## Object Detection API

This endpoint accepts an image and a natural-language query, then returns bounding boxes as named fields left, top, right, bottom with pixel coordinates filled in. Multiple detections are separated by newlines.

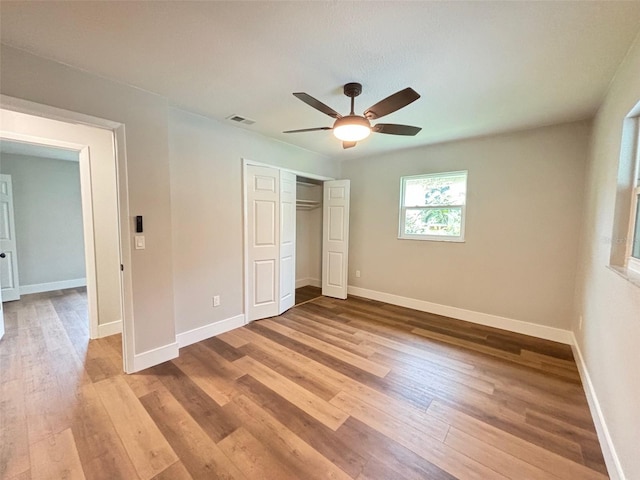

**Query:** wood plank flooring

left=295, top=285, right=322, bottom=306
left=0, top=288, right=609, bottom=479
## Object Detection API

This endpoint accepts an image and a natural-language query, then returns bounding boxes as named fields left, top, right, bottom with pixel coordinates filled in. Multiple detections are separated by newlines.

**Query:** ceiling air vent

left=226, top=114, right=256, bottom=125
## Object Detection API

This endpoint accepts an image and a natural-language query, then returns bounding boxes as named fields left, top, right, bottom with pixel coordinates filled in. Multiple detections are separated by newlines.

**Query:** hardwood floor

left=0, top=288, right=608, bottom=479
left=295, top=285, right=322, bottom=305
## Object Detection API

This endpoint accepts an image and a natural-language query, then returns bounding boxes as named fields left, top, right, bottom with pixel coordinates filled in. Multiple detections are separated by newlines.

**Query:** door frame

left=0, top=130, right=101, bottom=332
left=242, top=158, right=333, bottom=322
left=0, top=95, right=135, bottom=373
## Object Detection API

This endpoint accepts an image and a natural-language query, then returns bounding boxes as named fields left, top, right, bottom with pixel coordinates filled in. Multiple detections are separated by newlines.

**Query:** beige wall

left=574, top=33, right=640, bottom=479
left=342, top=121, right=590, bottom=329
left=168, top=108, right=338, bottom=335
left=0, top=44, right=175, bottom=353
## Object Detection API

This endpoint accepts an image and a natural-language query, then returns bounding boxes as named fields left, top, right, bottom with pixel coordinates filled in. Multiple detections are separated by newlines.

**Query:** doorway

left=0, top=141, right=86, bottom=302
left=295, top=176, right=323, bottom=306
left=0, top=100, right=133, bottom=371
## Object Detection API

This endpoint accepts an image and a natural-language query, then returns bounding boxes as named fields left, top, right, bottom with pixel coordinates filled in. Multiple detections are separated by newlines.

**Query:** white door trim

left=0, top=131, right=100, bottom=337
left=242, top=158, right=334, bottom=182
left=0, top=95, right=135, bottom=374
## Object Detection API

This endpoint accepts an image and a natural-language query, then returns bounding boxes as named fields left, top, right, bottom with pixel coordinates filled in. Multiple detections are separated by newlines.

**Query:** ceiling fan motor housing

left=333, top=115, right=371, bottom=129
left=344, top=82, right=362, bottom=98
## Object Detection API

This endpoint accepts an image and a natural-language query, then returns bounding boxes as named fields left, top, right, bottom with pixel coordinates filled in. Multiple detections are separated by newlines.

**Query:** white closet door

left=0, top=174, right=20, bottom=302
left=0, top=272, right=4, bottom=340
left=279, top=170, right=296, bottom=314
left=322, top=180, right=350, bottom=299
left=246, top=165, right=280, bottom=321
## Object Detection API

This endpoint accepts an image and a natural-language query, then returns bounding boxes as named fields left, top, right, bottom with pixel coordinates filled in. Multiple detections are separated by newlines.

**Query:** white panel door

left=322, top=180, right=350, bottom=299
left=279, top=170, right=296, bottom=314
left=0, top=174, right=20, bottom=302
left=0, top=269, right=3, bottom=339
left=246, top=165, right=280, bottom=321
left=0, top=286, right=3, bottom=340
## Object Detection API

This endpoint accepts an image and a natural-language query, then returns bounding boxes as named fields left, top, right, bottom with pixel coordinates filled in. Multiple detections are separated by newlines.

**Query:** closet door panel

left=279, top=171, right=296, bottom=313
left=246, top=165, right=280, bottom=321
left=322, top=180, right=350, bottom=299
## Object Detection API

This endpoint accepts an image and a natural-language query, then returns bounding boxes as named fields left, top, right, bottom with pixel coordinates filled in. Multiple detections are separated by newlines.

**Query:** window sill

left=397, top=236, right=465, bottom=243
left=607, top=265, right=640, bottom=289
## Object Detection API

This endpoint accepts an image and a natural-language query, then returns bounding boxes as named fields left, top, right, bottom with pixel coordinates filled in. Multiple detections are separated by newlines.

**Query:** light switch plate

left=135, top=235, right=145, bottom=250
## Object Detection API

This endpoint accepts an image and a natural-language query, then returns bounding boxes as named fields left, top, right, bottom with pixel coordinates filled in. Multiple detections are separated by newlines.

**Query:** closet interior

left=295, top=176, right=323, bottom=305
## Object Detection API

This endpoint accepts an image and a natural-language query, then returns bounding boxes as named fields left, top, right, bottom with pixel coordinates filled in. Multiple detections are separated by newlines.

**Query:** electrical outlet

left=579, top=315, right=583, bottom=330
left=213, top=295, right=220, bottom=307
left=355, top=270, right=361, bottom=278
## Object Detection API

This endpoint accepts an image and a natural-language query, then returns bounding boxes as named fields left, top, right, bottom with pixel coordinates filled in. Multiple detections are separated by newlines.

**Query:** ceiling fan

left=284, top=82, right=422, bottom=149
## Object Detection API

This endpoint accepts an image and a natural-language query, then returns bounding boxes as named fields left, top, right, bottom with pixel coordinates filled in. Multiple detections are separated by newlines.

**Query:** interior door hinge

left=120, top=264, right=124, bottom=271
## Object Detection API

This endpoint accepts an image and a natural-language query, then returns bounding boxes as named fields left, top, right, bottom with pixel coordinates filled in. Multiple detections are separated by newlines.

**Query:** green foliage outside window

left=401, top=172, right=466, bottom=239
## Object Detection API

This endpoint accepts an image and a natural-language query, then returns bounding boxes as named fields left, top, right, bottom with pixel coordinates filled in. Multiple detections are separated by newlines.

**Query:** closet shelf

left=296, top=180, right=320, bottom=187
left=296, top=199, right=321, bottom=210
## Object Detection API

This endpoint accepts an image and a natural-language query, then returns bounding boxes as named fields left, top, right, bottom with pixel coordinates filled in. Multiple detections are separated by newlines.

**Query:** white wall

left=342, top=121, right=590, bottom=330
left=168, top=108, right=339, bottom=336
left=573, top=32, right=640, bottom=480
left=0, top=44, right=175, bottom=354
left=1, top=153, right=85, bottom=287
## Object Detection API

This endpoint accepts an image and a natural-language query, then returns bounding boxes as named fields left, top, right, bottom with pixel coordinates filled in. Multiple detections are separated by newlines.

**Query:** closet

left=244, top=161, right=350, bottom=322
left=295, top=177, right=323, bottom=294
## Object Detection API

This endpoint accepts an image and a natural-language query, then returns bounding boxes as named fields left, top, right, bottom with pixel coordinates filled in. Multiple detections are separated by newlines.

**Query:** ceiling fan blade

left=342, top=141, right=357, bottom=149
left=293, top=93, right=342, bottom=119
left=283, top=127, right=332, bottom=133
left=372, top=123, right=422, bottom=136
left=364, top=88, right=420, bottom=120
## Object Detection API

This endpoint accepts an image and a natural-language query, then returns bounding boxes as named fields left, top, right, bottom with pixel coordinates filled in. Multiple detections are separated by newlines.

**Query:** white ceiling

left=1, top=1, right=639, bottom=160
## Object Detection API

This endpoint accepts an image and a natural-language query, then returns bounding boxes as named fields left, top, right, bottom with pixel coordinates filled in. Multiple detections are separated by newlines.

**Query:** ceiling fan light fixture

left=285, top=84, right=421, bottom=147
left=333, top=115, right=371, bottom=142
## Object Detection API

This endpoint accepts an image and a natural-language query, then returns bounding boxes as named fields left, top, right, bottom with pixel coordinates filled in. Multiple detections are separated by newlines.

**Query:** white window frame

left=398, top=171, right=467, bottom=242
left=627, top=121, right=640, bottom=275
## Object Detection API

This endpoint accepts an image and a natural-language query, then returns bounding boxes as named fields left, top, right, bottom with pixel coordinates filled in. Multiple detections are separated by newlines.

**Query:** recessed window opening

left=399, top=171, right=468, bottom=242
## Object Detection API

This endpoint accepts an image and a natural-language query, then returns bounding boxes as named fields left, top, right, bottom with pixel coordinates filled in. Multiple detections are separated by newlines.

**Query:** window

left=611, top=102, right=640, bottom=279
left=399, top=171, right=467, bottom=242
left=628, top=125, right=640, bottom=274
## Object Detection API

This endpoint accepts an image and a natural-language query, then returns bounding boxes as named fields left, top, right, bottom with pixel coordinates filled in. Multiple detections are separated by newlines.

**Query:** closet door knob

left=0, top=253, right=5, bottom=258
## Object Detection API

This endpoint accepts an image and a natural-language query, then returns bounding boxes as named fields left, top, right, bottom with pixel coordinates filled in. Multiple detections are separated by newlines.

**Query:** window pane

left=404, top=207, right=462, bottom=236
left=403, top=173, right=466, bottom=207
left=633, top=195, right=640, bottom=259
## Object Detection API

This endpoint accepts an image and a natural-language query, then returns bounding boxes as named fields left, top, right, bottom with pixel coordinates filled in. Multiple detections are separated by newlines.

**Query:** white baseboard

left=97, top=320, right=122, bottom=338
left=177, top=314, right=246, bottom=349
left=347, top=286, right=573, bottom=345
left=571, top=334, right=625, bottom=480
left=296, top=277, right=321, bottom=289
left=131, top=341, right=179, bottom=373
left=20, top=278, right=87, bottom=295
